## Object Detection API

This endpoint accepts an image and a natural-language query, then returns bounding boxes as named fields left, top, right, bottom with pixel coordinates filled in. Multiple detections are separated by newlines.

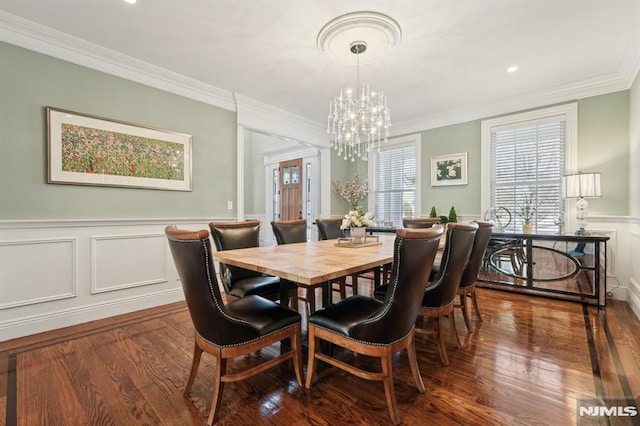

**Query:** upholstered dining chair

left=417, top=222, right=477, bottom=366
left=316, top=217, right=383, bottom=298
left=270, top=219, right=323, bottom=313
left=315, top=217, right=355, bottom=300
left=375, top=222, right=477, bottom=366
left=403, top=217, right=440, bottom=228
left=209, top=220, right=297, bottom=307
left=456, top=221, right=494, bottom=332
left=305, top=226, right=444, bottom=425
left=165, top=226, right=303, bottom=425
left=270, top=218, right=308, bottom=245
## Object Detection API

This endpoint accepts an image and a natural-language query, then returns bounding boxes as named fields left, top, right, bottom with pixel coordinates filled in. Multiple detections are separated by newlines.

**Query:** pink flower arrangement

left=333, top=175, right=368, bottom=206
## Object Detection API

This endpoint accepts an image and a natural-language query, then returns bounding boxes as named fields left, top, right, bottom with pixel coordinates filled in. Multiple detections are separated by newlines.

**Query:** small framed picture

left=47, top=107, right=192, bottom=191
left=431, top=152, right=468, bottom=186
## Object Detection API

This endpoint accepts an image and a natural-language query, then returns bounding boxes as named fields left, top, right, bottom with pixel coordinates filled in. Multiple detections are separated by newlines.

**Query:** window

left=481, top=104, right=577, bottom=233
left=369, top=134, right=421, bottom=227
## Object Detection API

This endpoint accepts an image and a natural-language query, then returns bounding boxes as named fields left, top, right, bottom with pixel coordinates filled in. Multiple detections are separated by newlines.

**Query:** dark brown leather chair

left=209, top=220, right=297, bottom=307
left=270, top=218, right=307, bottom=245
left=306, top=226, right=444, bottom=425
left=316, top=217, right=382, bottom=298
left=270, top=219, right=322, bottom=313
left=165, top=226, right=303, bottom=425
left=316, top=217, right=345, bottom=240
left=403, top=217, right=440, bottom=228
left=315, top=217, right=355, bottom=300
left=456, top=221, right=494, bottom=332
left=417, top=222, right=477, bottom=366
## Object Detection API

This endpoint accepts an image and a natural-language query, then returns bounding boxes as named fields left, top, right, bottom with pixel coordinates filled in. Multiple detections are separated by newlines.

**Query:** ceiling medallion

left=319, top=12, right=400, bottom=161
left=317, top=11, right=402, bottom=65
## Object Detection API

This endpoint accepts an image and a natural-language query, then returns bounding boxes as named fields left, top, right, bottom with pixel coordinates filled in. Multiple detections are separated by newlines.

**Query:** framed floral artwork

left=47, top=107, right=192, bottom=191
left=431, top=152, right=468, bottom=186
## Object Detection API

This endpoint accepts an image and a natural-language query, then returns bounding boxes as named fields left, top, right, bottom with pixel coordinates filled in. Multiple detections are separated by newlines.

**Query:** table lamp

left=563, top=171, right=601, bottom=235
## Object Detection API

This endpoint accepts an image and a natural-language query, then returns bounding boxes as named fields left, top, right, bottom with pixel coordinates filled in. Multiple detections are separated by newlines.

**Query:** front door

left=279, top=158, right=303, bottom=220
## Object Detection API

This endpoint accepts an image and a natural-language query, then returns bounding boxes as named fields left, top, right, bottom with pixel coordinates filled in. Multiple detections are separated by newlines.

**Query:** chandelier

left=327, top=41, right=391, bottom=162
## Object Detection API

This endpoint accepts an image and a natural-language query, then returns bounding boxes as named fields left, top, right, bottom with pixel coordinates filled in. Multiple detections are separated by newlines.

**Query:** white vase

left=351, top=227, right=366, bottom=244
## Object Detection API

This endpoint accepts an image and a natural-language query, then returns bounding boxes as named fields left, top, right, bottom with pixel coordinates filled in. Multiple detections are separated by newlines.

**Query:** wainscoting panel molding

left=91, top=233, right=167, bottom=294
left=0, top=219, right=218, bottom=341
left=0, top=238, right=77, bottom=310
left=629, top=230, right=640, bottom=320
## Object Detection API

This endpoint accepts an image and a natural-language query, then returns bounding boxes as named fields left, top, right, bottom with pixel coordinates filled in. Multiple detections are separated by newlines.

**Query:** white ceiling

left=1, top=0, right=639, bottom=131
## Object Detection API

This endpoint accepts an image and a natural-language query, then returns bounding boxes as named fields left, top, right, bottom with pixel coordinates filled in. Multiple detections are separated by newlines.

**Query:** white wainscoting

left=0, top=237, right=77, bottom=309
left=91, top=233, right=167, bottom=294
left=0, top=218, right=228, bottom=341
left=628, top=224, right=640, bottom=320
left=587, top=217, right=640, bottom=321
left=1, top=216, right=637, bottom=340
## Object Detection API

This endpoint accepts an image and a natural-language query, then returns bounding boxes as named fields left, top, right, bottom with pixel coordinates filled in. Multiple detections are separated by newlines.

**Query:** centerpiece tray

left=334, top=236, right=382, bottom=248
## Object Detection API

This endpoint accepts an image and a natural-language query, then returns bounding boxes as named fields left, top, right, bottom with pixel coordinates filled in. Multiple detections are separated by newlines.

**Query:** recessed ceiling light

left=507, top=65, right=519, bottom=73
left=123, top=0, right=136, bottom=4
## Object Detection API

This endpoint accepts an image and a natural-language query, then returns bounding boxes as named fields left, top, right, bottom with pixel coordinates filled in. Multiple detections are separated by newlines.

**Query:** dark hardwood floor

left=1, top=285, right=639, bottom=425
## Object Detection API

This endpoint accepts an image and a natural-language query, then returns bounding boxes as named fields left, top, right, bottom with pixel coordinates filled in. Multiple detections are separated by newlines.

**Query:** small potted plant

left=517, top=194, right=538, bottom=233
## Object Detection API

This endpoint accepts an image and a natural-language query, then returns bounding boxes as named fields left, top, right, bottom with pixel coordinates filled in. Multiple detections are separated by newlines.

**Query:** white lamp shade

left=564, top=172, right=601, bottom=198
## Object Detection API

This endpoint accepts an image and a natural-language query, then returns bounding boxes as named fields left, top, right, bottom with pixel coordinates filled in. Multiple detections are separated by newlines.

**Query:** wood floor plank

left=2, top=288, right=639, bottom=425
left=18, top=346, right=88, bottom=425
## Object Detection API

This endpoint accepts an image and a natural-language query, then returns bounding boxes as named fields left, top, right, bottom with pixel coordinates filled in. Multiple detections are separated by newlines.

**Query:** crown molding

left=392, top=70, right=634, bottom=136
left=0, top=11, right=237, bottom=111
left=2, top=10, right=638, bottom=141
left=0, top=11, right=333, bottom=143
left=235, top=93, right=328, bottom=147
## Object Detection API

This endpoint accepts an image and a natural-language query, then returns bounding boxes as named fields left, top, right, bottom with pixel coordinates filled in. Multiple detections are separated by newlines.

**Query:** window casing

left=369, top=134, right=421, bottom=227
left=481, top=104, right=577, bottom=233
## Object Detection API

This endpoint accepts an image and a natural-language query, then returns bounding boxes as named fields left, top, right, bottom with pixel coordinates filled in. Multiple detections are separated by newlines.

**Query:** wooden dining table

left=213, top=234, right=396, bottom=307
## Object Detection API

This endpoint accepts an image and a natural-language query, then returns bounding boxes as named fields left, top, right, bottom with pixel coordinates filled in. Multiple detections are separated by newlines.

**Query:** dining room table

left=213, top=234, right=396, bottom=307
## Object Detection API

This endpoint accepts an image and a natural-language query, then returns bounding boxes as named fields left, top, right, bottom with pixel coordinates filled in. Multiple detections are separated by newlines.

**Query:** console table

left=477, top=232, right=609, bottom=307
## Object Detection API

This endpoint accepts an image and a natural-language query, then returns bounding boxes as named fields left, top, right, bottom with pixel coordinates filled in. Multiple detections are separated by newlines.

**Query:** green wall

left=0, top=42, right=236, bottom=220
left=628, top=73, right=639, bottom=217
left=1, top=42, right=630, bottom=221
left=577, top=91, right=629, bottom=216
left=420, top=120, right=482, bottom=218
left=415, top=92, right=630, bottom=218
left=330, top=152, right=352, bottom=215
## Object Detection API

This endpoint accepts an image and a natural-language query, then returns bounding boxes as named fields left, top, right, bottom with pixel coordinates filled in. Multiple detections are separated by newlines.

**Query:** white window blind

left=490, top=119, right=566, bottom=233
left=373, top=145, right=416, bottom=226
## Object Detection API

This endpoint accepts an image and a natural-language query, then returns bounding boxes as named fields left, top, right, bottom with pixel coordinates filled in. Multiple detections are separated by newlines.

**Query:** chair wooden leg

left=436, top=316, right=449, bottom=366
left=381, top=350, right=400, bottom=425
left=351, top=275, right=359, bottom=295
left=460, top=293, right=472, bottom=332
left=290, top=289, right=299, bottom=311
left=339, top=277, right=347, bottom=299
left=184, top=342, right=203, bottom=396
left=307, top=289, right=316, bottom=314
left=207, top=357, right=226, bottom=426
left=291, top=325, right=304, bottom=386
left=305, top=326, right=318, bottom=388
left=449, top=313, right=462, bottom=349
left=470, top=290, right=483, bottom=322
left=406, top=333, right=425, bottom=393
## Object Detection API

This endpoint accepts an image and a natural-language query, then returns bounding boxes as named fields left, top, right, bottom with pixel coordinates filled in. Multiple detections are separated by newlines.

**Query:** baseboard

left=0, top=288, right=184, bottom=342
left=628, top=278, right=640, bottom=321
